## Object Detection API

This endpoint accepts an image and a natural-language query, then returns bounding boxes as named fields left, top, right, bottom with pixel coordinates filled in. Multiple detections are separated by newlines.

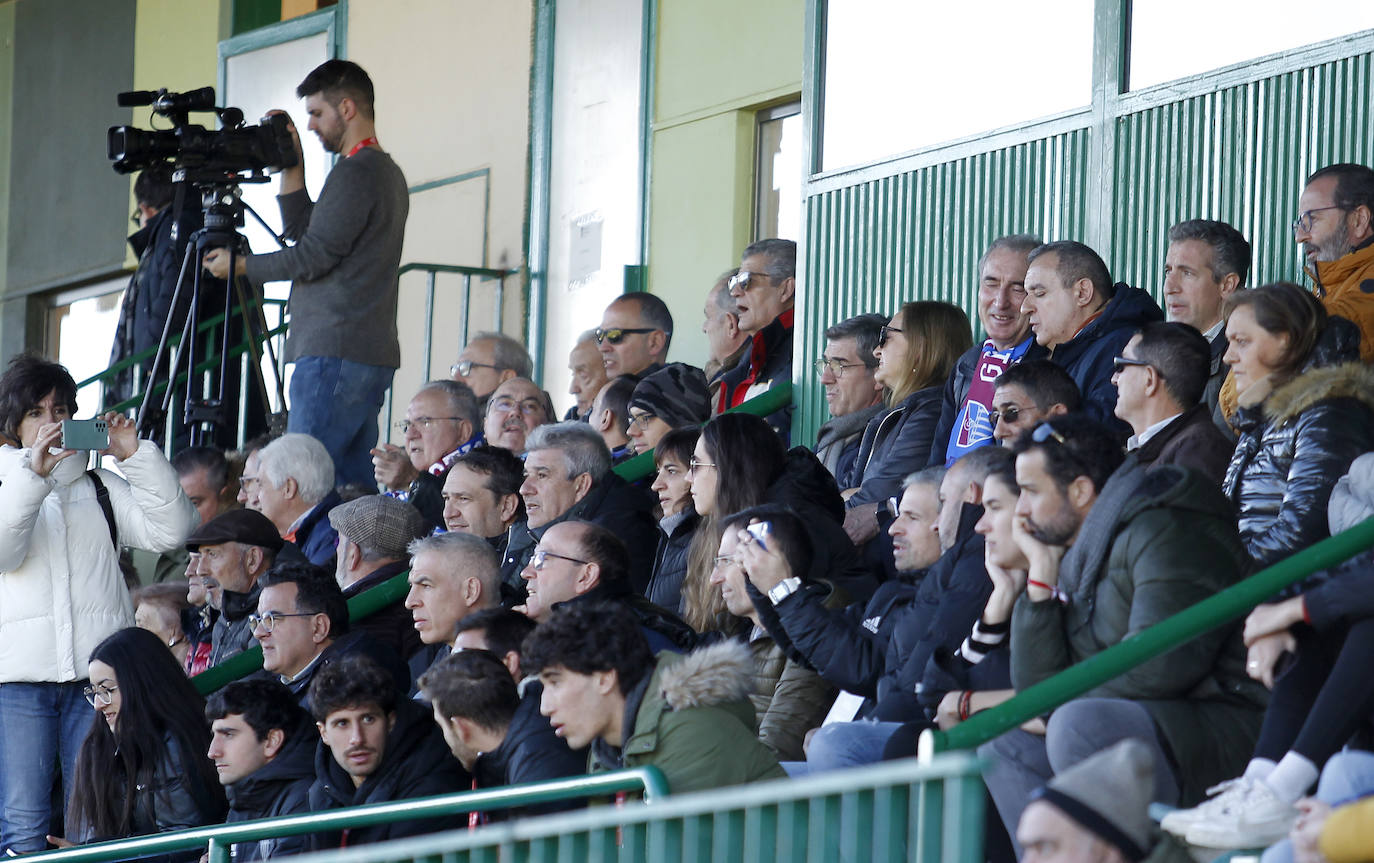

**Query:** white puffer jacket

left=0, top=440, right=199, bottom=683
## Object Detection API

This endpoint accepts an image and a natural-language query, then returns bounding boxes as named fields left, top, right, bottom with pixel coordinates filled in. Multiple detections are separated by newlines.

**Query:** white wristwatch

left=767, top=577, right=803, bottom=605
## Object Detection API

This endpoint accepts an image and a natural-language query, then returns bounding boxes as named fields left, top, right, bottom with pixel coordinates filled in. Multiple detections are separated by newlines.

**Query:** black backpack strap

left=86, top=470, right=118, bottom=549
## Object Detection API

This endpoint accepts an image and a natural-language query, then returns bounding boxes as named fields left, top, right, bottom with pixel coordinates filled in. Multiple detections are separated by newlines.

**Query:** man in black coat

left=206, top=679, right=317, bottom=862
left=370, top=380, right=484, bottom=531
left=307, top=654, right=468, bottom=848
left=329, top=494, right=430, bottom=662
left=501, top=422, right=658, bottom=598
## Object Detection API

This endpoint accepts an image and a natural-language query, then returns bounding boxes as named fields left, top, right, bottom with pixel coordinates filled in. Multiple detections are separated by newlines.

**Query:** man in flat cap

left=624, top=363, right=710, bottom=457
left=186, top=509, right=289, bottom=667
left=330, top=494, right=431, bottom=662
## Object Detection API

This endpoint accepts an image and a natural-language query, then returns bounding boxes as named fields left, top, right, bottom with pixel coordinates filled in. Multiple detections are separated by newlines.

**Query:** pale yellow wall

left=347, top=0, right=532, bottom=439
left=646, top=0, right=804, bottom=366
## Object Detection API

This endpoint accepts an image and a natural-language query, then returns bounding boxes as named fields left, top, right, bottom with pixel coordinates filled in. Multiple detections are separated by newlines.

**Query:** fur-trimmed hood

left=1248, top=363, right=1374, bottom=429
left=657, top=639, right=753, bottom=711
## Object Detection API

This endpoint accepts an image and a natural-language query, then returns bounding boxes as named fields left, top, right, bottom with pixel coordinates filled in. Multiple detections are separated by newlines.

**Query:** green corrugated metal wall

left=797, top=42, right=1374, bottom=446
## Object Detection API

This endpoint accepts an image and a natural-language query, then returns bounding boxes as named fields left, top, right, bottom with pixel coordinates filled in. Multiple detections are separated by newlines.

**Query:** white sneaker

left=1185, top=781, right=1298, bottom=849
left=1158, top=777, right=1253, bottom=836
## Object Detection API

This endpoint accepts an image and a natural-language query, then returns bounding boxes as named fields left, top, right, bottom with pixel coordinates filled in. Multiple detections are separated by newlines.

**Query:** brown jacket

left=744, top=628, right=836, bottom=761
left=1133, top=405, right=1235, bottom=485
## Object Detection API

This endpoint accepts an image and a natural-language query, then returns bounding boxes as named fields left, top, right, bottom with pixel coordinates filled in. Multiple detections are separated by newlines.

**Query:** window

left=46, top=278, right=126, bottom=412
left=1129, top=1, right=1374, bottom=90
left=755, top=102, right=802, bottom=241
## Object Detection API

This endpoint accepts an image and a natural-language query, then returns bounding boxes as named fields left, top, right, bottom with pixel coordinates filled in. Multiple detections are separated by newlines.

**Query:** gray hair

left=408, top=531, right=501, bottom=603
left=258, top=433, right=335, bottom=506
left=824, top=313, right=887, bottom=370
left=418, top=379, right=480, bottom=427
left=525, top=421, right=612, bottom=481
left=470, top=331, right=533, bottom=379
left=710, top=270, right=739, bottom=315
left=977, top=233, right=1042, bottom=277
left=741, top=238, right=796, bottom=281
left=902, top=465, right=945, bottom=491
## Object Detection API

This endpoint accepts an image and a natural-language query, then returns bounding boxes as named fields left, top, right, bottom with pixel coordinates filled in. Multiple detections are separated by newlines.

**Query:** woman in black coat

left=645, top=427, right=701, bottom=613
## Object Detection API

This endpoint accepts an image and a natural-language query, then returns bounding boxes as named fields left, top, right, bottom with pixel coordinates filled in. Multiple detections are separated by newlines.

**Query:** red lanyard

left=346, top=137, right=379, bottom=158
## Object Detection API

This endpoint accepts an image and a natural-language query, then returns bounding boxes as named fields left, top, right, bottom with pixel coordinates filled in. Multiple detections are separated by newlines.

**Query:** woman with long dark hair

left=63, top=628, right=226, bottom=850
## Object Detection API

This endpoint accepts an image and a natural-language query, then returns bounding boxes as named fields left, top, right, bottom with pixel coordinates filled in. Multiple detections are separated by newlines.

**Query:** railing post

left=205, top=837, right=229, bottom=863
left=423, top=270, right=436, bottom=382
left=460, top=274, right=472, bottom=344
left=493, top=273, right=504, bottom=330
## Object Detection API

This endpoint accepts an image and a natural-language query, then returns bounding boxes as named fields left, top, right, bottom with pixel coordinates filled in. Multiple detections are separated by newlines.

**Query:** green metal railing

left=25, top=768, right=670, bottom=863
left=395, top=263, right=519, bottom=382
left=282, top=753, right=984, bottom=863
left=920, top=515, right=1374, bottom=758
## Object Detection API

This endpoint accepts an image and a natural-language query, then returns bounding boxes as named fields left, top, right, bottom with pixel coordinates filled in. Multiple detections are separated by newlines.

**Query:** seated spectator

left=441, top=445, right=525, bottom=559
left=132, top=581, right=193, bottom=667
left=328, top=494, right=430, bottom=661
left=483, top=377, right=554, bottom=455
left=205, top=680, right=316, bottom=862
left=990, top=359, right=1081, bottom=445
left=589, top=374, right=638, bottom=464
left=183, top=555, right=215, bottom=675
left=524, top=601, right=786, bottom=793
left=712, top=507, right=836, bottom=761
left=1111, top=322, right=1234, bottom=482
left=813, top=313, right=887, bottom=481
left=420, top=648, right=586, bottom=810
left=1019, top=741, right=1193, bottom=863
left=256, top=433, right=342, bottom=567
left=702, top=268, right=749, bottom=389
left=566, top=329, right=608, bottom=421
left=1293, top=163, right=1374, bottom=363
left=930, top=234, right=1045, bottom=467
left=254, top=563, right=408, bottom=709
left=1222, top=283, right=1374, bottom=570
left=645, top=428, right=700, bottom=613
left=1021, top=240, right=1163, bottom=435
left=451, top=331, right=533, bottom=412
left=502, top=422, right=658, bottom=596
left=597, top=292, right=673, bottom=378
left=405, top=531, right=502, bottom=656
left=306, top=654, right=467, bottom=847
left=1162, top=219, right=1250, bottom=433
left=719, top=239, right=797, bottom=441
left=842, top=301, right=972, bottom=547
left=978, top=416, right=1265, bottom=848
left=452, top=607, right=538, bottom=675
left=520, top=520, right=694, bottom=653
left=682, top=412, right=875, bottom=632
left=753, top=447, right=1003, bottom=772
left=64, top=628, right=226, bottom=851
left=372, top=380, right=482, bottom=530
left=1163, top=453, right=1374, bottom=848
left=235, top=433, right=277, bottom=512
left=626, top=362, right=711, bottom=457
left=131, top=445, right=238, bottom=585
left=186, top=509, right=284, bottom=666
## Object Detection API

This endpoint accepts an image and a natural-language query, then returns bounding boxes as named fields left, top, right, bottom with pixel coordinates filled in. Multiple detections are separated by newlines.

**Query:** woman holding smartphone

left=0, top=354, right=198, bottom=855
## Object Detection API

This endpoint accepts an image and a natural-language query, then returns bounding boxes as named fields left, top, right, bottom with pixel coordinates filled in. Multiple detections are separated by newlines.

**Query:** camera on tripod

left=107, top=86, right=298, bottom=178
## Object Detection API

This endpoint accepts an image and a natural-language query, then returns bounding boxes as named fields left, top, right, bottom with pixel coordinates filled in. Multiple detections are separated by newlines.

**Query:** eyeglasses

left=628, top=412, right=659, bottom=429
left=248, top=611, right=318, bottom=633
left=451, top=360, right=501, bottom=377
left=1292, top=206, right=1344, bottom=235
left=813, top=358, right=868, bottom=379
left=878, top=325, right=904, bottom=348
left=394, top=416, right=462, bottom=434
left=712, top=555, right=741, bottom=569
left=239, top=474, right=260, bottom=490
left=488, top=397, right=547, bottom=418
left=988, top=405, right=1023, bottom=427
left=530, top=548, right=588, bottom=571
left=687, top=458, right=716, bottom=476
left=83, top=683, right=118, bottom=707
left=727, top=271, right=775, bottom=294
left=1111, top=356, right=1163, bottom=377
left=594, top=327, right=657, bottom=345
left=1031, top=423, right=1067, bottom=445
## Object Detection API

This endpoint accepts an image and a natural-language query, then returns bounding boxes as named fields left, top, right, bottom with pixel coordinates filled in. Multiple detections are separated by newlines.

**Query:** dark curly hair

left=521, top=602, right=653, bottom=695
left=307, top=653, right=398, bottom=723
left=206, top=678, right=309, bottom=742
left=1009, top=414, right=1123, bottom=494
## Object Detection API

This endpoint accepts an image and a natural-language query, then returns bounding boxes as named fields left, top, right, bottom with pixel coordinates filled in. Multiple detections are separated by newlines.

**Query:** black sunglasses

left=878, top=325, right=904, bottom=347
left=1111, top=356, right=1163, bottom=377
left=595, top=327, right=657, bottom=345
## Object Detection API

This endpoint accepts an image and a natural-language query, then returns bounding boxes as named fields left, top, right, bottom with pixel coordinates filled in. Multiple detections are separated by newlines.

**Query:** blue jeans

left=288, top=356, right=394, bottom=488
left=0, top=682, right=95, bottom=853
left=781, top=720, right=905, bottom=776
left=1261, top=750, right=1374, bottom=863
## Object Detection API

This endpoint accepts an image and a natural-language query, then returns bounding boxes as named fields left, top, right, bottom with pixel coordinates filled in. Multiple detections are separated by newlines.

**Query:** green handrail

left=395, top=262, right=519, bottom=382
left=24, top=767, right=669, bottom=863
left=921, top=514, right=1374, bottom=758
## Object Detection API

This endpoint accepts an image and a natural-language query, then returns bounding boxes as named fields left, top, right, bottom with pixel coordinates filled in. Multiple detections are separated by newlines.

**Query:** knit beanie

left=1029, top=739, right=1156, bottom=862
left=629, top=363, right=710, bottom=429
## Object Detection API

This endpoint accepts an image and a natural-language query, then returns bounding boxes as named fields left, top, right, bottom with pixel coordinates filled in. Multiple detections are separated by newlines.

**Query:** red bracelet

left=957, top=689, right=974, bottom=721
left=1027, top=579, right=1054, bottom=593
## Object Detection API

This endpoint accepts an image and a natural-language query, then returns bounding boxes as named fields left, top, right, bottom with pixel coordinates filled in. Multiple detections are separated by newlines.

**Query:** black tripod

left=136, top=173, right=287, bottom=447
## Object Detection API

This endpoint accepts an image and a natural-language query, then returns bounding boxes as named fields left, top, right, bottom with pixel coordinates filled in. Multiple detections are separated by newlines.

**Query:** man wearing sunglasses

left=1293, top=163, right=1374, bottom=363
left=716, top=239, right=797, bottom=442
left=597, top=293, right=674, bottom=378
left=989, top=360, right=1080, bottom=446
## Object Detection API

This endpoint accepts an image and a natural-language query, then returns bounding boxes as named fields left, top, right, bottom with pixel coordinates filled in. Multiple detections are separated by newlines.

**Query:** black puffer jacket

left=767, top=447, right=878, bottom=603
left=1222, top=363, right=1374, bottom=572
left=225, top=720, right=316, bottom=862
left=646, top=508, right=698, bottom=613
left=844, top=386, right=943, bottom=508
left=473, top=682, right=587, bottom=816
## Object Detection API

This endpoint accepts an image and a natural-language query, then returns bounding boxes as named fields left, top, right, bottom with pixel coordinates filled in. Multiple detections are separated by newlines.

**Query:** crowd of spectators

left=6, top=55, right=1374, bottom=863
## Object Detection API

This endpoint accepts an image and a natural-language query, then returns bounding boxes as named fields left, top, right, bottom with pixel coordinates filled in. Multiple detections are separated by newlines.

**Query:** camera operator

left=205, top=59, right=408, bottom=488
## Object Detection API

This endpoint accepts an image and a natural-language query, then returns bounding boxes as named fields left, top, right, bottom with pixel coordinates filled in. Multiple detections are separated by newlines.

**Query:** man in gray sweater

left=206, top=60, right=408, bottom=487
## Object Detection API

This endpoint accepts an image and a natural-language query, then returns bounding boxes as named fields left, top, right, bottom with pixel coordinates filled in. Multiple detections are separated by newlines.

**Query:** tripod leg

left=136, top=240, right=198, bottom=438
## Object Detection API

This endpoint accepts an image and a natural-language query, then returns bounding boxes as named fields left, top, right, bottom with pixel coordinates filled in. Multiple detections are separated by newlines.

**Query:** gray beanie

left=628, top=363, right=710, bottom=430
left=1029, top=739, right=1156, bottom=862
